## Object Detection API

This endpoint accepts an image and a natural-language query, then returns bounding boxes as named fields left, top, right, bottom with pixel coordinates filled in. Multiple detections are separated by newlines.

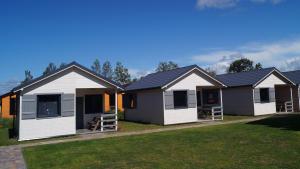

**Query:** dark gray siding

left=222, top=86, right=254, bottom=115
left=292, top=86, right=299, bottom=112
left=125, top=89, right=164, bottom=124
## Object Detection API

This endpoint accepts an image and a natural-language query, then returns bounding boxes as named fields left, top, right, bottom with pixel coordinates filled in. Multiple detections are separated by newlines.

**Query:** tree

left=59, top=62, right=67, bottom=69
left=228, top=58, right=263, bottom=73
left=102, top=61, right=113, bottom=79
left=91, top=59, right=101, bottom=75
left=43, top=63, right=57, bottom=75
left=155, top=61, right=179, bottom=72
left=205, top=67, right=217, bottom=77
left=22, top=70, right=33, bottom=83
left=113, top=62, right=131, bottom=85
left=255, top=62, right=262, bottom=70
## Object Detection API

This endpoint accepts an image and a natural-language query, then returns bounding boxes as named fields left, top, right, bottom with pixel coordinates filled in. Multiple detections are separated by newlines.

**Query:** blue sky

left=0, top=0, right=300, bottom=93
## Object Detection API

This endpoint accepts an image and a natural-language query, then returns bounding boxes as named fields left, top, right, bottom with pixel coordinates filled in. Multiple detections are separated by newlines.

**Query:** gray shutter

left=269, top=88, right=276, bottom=102
left=22, top=95, right=36, bottom=120
left=61, top=94, right=75, bottom=117
left=164, top=91, right=174, bottom=109
left=188, top=90, right=197, bottom=108
left=254, top=88, right=261, bottom=103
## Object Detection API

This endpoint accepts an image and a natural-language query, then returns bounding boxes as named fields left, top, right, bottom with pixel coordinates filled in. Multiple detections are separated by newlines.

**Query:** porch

left=275, top=85, right=294, bottom=112
left=75, top=88, right=118, bottom=133
left=196, top=86, right=223, bottom=121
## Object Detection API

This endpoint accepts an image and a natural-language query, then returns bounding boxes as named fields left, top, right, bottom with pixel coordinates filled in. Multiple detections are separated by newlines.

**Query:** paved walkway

left=0, top=115, right=273, bottom=169
left=0, top=146, right=26, bottom=169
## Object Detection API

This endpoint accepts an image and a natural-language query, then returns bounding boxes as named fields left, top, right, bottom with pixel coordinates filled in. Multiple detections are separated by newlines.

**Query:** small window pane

left=203, top=89, right=219, bottom=105
left=37, top=95, right=61, bottom=118
left=85, top=95, right=103, bottom=114
left=125, top=93, right=137, bottom=109
left=260, top=88, right=270, bottom=102
left=197, top=91, right=202, bottom=106
left=173, top=91, right=187, bottom=108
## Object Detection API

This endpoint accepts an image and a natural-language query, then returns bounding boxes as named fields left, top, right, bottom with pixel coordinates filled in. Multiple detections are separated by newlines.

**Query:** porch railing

left=285, top=101, right=293, bottom=113
left=100, top=113, right=118, bottom=132
left=212, top=106, right=223, bottom=121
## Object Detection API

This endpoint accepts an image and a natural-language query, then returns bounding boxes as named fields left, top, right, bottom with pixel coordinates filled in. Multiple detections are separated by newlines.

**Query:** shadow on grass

left=247, top=113, right=300, bottom=131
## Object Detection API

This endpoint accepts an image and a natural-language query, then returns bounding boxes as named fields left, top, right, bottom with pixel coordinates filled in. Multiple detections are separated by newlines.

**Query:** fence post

left=100, top=116, right=103, bottom=132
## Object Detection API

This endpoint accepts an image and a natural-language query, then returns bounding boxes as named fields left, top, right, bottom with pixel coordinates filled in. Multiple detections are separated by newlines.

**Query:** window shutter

left=254, top=88, right=261, bottom=103
left=269, top=88, right=276, bottom=102
left=164, top=91, right=174, bottom=109
left=22, top=95, right=36, bottom=120
left=188, top=90, right=197, bottom=108
left=61, top=94, right=75, bottom=117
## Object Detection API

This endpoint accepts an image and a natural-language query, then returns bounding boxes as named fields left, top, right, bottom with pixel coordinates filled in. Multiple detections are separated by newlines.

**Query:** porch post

left=220, top=88, right=223, bottom=120
left=290, top=86, right=294, bottom=112
left=115, top=90, right=118, bottom=131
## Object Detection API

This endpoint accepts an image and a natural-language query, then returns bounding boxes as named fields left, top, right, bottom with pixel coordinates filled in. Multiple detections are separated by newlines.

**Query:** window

left=85, top=95, right=103, bottom=114
left=260, top=88, right=270, bottom=102
left=173, top=91, right=188, bottom=108
left=197, top=91, right=202, bottom=107
left=10, top=97, right=16, bottom=115
left=124, top=93, right=137, bottom=109
left=37, top=95, right=61, bottom=118
left=109, top=94, right=115, bottom=108
left=203, top=89, right=219, bottom=105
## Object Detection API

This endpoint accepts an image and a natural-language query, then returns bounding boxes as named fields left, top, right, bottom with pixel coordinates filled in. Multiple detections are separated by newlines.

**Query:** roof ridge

left=145, top=64, right=197, bottom=76
left=217, top=67, right=275, bottom=76
left=283, top=69, right=300, bottom=73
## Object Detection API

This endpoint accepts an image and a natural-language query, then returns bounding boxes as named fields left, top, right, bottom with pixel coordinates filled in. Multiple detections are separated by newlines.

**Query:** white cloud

left=192, top=38, right=300, bottom=74
left=281, top=56, right=300, bottom=71
left=250, top=0, right=284, bottom=5
left=196, top=0, right=284, bottom=10
left=0, top=79, right=20, bottom=95
left=129, top=68, right=153, bottom=79
left=197, top=0, right=238, bottom=9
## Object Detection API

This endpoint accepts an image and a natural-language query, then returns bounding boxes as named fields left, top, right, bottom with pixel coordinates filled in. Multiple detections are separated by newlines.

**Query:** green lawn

left=0, top=115, right=249, bottom=146
left=0, top=118, right=18, bottom=146
left=23, top=114, right=300, bottom=169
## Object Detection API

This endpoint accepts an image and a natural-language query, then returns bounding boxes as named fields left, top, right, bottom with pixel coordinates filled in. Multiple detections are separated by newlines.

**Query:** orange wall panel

left=1, top=95, right=15, bottom=119
left=104, top=93, right=110, bottom=112
left=117, top=94, right=124, bottom=112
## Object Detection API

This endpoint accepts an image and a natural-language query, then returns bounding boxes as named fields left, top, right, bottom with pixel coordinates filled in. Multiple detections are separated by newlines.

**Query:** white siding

left=164, top=71, right=216, bottom=125
left=255, top=74, right=286, bottom=88
left=254, top=73, right=287, bottom=116
left=19, top=68, right=112, bottom=141
left=167, top=72, right=214, bottom=90
left=25, top=70, right=109, bottom=95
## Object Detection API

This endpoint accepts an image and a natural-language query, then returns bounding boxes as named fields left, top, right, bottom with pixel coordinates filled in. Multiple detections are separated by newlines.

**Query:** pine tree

left=102, top=61, right=113, bottom=79
left=22, top=70, right=33, bottom=83
left=113, top=62, right=131, bottom=85
left=43, top=63, right=57, bottom=75
left=91, top=59, right=101, bottom=75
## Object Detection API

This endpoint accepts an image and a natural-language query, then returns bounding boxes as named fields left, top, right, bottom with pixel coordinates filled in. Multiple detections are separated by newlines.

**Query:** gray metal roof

left=283, top=70, right=300, bottom=85
left=125, top=65, right=224, bottom=91
left=13, top=61, right=123, bottom=92
left=216, top=67, right=277, bottom=87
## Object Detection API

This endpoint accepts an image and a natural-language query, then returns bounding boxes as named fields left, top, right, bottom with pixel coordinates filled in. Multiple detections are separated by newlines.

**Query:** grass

left=0, top=115, right=254, bottom=146
left=0, top=118, right=18, bottom=146
left=118, top=115, right=252, bottom=132
left=23, top=114, right=300, bottom=169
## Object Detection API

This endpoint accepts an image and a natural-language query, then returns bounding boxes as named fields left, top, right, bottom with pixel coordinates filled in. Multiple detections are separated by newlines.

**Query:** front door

left=76, top=97, right=84, bottom=129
